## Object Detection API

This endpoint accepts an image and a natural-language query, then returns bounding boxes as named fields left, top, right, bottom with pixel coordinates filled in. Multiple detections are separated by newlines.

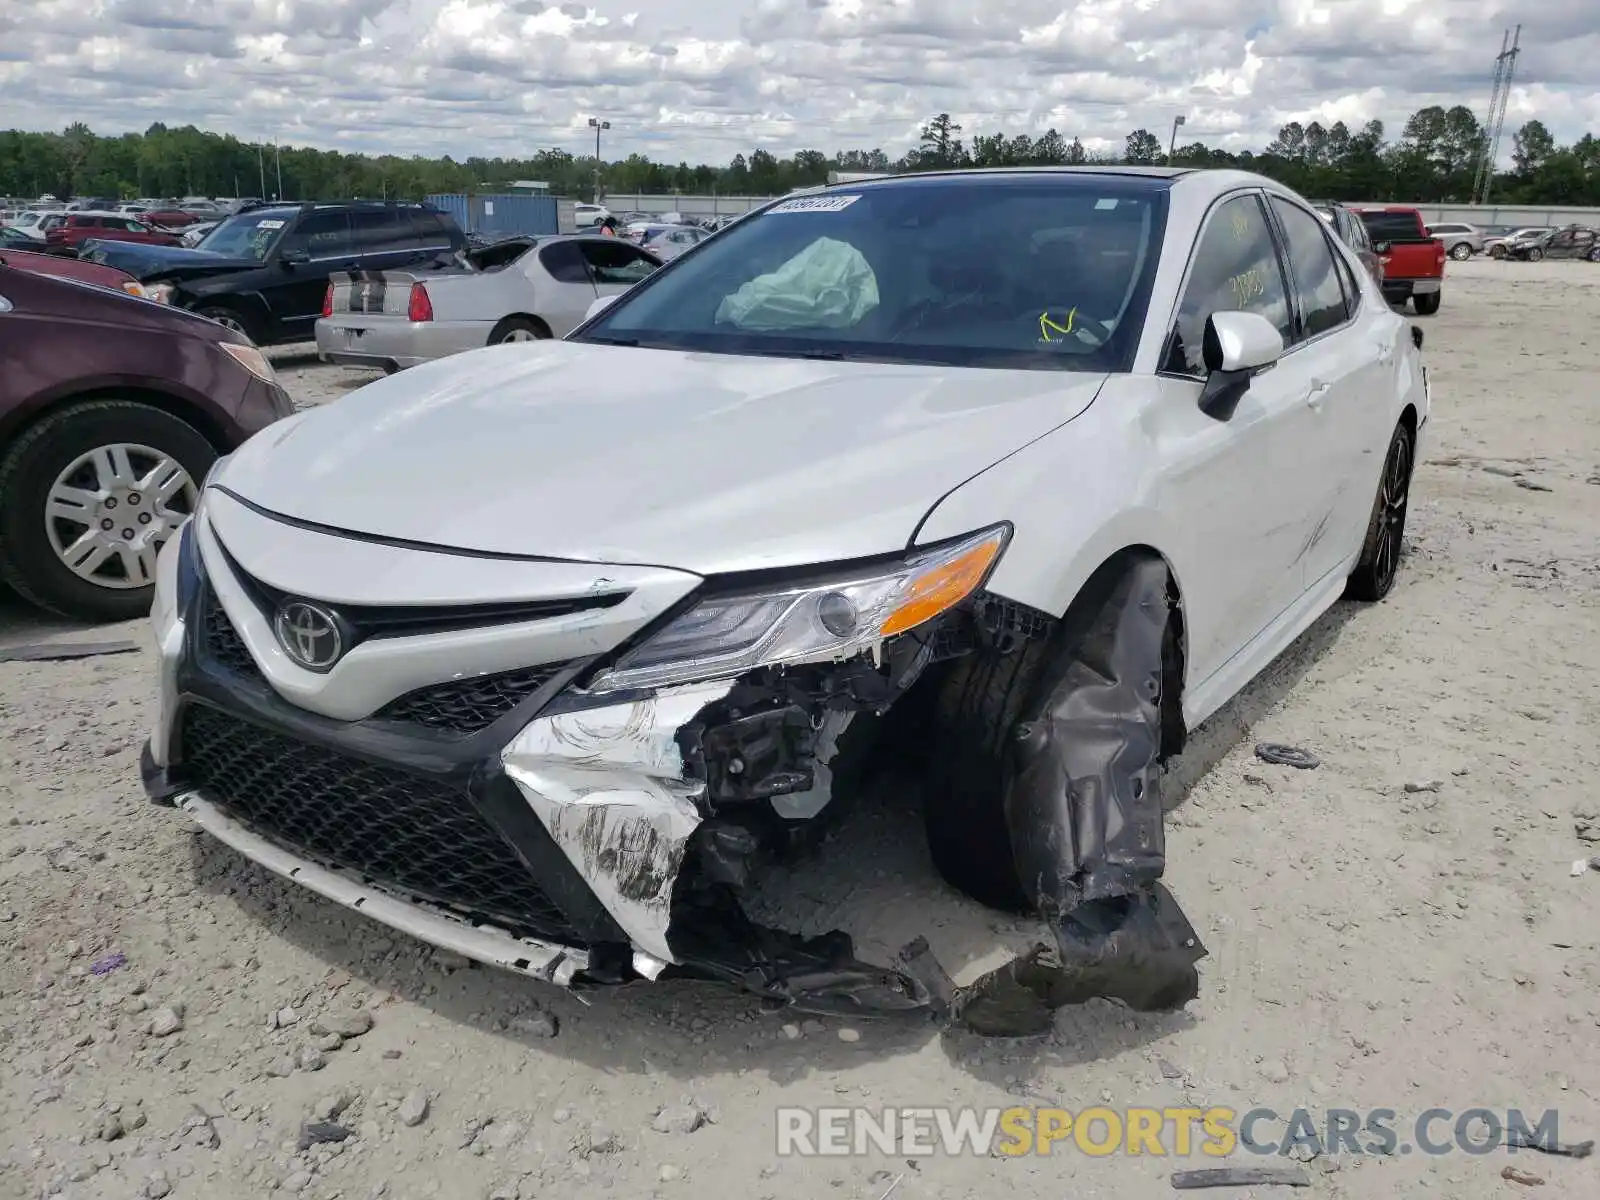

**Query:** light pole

left=588, top=117, right=610, bottom=203
left=1167, top=114, right=1186, bottom=165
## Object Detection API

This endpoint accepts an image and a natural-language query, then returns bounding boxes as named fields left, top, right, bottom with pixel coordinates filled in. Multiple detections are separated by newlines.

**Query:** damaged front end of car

left=496, top=532, right=1207, bottom=1027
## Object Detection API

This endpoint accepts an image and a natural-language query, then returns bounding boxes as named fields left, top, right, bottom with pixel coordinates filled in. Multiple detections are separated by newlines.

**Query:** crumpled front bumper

left=141, top=518, right=934, bottom=1008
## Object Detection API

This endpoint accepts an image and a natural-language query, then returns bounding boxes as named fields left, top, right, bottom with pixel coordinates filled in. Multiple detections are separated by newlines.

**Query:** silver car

left=315, top=235, right=662, bottom=372
left=640, top=224, right=712, bottom=260
left=1426, top=221, right=1485, bottom=260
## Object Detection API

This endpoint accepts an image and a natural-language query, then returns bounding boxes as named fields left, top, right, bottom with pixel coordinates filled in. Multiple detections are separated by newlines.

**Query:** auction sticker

left=257, top=219, right=286, bottom=229
left=768, top=194, right=861, bottom=214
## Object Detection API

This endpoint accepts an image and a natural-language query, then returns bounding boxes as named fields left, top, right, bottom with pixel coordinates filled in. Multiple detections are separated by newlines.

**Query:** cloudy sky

left=2, top=0, right=1597, bottom=165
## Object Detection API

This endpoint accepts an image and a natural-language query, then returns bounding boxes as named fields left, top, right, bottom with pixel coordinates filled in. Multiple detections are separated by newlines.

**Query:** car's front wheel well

left=0, top=384, right=232, bottom=463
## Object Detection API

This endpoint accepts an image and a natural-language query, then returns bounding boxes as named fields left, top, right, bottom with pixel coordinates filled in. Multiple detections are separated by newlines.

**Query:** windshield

left=576, top=174, right=1170, bottom=372
left=196, top=210, right=293, bottom=260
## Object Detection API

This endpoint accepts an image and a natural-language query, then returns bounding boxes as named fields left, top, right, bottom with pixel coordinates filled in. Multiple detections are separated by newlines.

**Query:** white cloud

left=1, top=0, right=1596, bottom=165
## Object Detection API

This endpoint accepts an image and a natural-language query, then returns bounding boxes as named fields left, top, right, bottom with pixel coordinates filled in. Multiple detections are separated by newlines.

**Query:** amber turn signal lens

left=879, top=534, right=1005, bottom=637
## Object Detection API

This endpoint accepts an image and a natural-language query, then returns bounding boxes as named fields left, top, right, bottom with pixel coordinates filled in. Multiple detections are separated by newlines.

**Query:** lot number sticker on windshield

left=768, top=195, right=861, bottom=214
left=256, top=219, right=285, bottom=229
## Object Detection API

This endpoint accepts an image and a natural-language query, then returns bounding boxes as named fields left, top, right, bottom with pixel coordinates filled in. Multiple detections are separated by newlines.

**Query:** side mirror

left=1198, top=311, right=1283, bottom=421
left=1373, top=241, right=1392, bottom=255
left=280, top=248, right=309, bottom=267
left=584, top=294, right=620, bottom=321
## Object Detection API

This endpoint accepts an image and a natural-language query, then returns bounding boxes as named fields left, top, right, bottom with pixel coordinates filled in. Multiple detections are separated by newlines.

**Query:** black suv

left=127, top=202, right=468, bottom=346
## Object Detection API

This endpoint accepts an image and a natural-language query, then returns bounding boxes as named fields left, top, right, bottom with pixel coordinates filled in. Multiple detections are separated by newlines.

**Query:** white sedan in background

left=146, top=167, right=1427, bottom=1021
left=314, top=234, right=662, bottom=372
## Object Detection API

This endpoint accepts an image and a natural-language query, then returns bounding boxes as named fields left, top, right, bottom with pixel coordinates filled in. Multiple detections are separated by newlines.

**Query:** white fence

left=600, top=193, right=776, bottom=218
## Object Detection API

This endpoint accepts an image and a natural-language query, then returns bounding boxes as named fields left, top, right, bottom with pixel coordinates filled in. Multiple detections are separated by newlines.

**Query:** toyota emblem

left=273, top=600, right=344, bottom=672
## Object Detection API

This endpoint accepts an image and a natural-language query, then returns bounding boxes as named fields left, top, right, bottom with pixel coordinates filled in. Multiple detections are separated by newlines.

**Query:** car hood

left=217, top=340, right=1106, bottom=574
left=84, top=242, right=252, bottom=279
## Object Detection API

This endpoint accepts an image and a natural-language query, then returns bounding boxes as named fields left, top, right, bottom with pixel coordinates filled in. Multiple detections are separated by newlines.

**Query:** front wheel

left=1345, top=421, right=1415, bottom=603
left=1449, top=242, right=1473, bottom=261
left=1588, top=247, right=1600, bottom=263
left=193, top=305, right=259, bottom=343
left=0, top=401, right=216, bottom=621
left=1526, top=247, right=1544, bottom=263
left=1412, top=291, right=1441, bottom=315
left=1489, top=245, right=1506, bottom=259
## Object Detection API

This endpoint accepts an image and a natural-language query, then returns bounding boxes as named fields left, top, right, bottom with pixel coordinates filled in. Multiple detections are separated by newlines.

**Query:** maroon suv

left=0, top=262, right=294, bottom=621
left=42, top=212, right=184, bottom=256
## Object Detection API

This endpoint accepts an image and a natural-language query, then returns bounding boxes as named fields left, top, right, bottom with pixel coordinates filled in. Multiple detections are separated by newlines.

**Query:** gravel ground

left=2, top=258, right=1598, bottom=1199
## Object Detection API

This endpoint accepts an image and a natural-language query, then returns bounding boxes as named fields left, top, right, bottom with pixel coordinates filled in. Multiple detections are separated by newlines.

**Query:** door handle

left=1306, top=380, right=1332, bottom=409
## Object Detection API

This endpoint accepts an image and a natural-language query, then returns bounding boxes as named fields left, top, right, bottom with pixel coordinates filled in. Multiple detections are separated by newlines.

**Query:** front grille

left=179, top=705, right=581, bottom=943
left=199, top=591, right=569, bottom=735
left=202, top=592, right=262, bottom=680
left=373, top=665, right=567, bottom=734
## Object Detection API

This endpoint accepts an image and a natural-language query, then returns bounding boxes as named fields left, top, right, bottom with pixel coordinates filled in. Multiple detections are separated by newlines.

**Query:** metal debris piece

left=89, top=952, right=127, bottom=977
left=1254, top=743, right=1321, bottom=770
left=1514, top=477, right=1552, bottom=492
left=0, top=640, right=141, bottom=664
left=1501, top=1165, right=1545, bottom=1186
left=297, top=1121, right=353, bottom=1150
left=1170, top=1165, right=1312, bottom=1189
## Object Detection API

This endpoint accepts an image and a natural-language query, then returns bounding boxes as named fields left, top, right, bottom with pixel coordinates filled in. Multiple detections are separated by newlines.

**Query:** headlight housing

left=585, top=524, right=1010, bottom=695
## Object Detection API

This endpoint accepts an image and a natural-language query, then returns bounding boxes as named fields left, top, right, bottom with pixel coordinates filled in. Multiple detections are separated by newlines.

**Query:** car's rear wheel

left=1413, top=292, right=1441, bottom=315
left=489, top=317, right=549, bottom=344
left=1449, top=242, right=1472, bottom=260
left=0, top=401, right=215, bottom=622
left=1345, top=420, right=1414, bottom=603
left=1526, top=247, right=1544, bottom=263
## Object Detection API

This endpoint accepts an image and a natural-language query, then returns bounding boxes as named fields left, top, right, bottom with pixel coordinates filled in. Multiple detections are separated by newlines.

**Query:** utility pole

left=588, top=116, right=610, bottom=203
left=274, top=138, right=284, bottom=201
left=1167, top=114, right=1186, bottom=164
left=1472, top=25, right=1521, bottom=206
left=258, top=144, right=266, bottom=198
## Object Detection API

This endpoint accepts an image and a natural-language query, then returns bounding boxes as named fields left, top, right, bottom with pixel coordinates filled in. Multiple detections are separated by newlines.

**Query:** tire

left=921, top=566, right=1180, bottom=912
left=193, top=305, right=260, bottom=343
left=1526, top=247, right=1543, bottom=263
left=1588, top=247, right=1600, bottom=263
left=1449, top=242, right=1472, bottom=261
left=1489, top=244, right=1506, bottom=259
left=0, top=401, right=217, bottom=622
left=1345, top=420, right=1415, bottom=603
left=1412, top=291, right=1441, bottom=315
left=488, top=316, right=550, bottom=345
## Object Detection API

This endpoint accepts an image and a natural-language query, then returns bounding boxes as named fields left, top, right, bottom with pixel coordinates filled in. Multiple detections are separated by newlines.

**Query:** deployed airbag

left=714, top=237, right=879, bottom=330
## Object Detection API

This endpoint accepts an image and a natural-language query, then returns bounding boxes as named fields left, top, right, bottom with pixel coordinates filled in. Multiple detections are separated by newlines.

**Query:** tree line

left=1, top=107, right=1596, bottom=207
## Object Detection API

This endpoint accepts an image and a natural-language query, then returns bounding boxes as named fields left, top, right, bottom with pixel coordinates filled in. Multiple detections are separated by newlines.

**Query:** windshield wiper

left=582, top=335, right=640, bottom=346
left=761, top=348, right=848, bottom=361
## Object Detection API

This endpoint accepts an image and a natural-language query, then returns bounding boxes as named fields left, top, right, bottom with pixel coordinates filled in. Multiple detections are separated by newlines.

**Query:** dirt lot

left=2, top=258, right=1598, bottom=1199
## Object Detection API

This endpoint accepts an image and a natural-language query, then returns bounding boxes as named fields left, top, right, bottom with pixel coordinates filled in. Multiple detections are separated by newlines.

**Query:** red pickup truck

left=42, top=212, right=184, bottom=256
left=1353, top=206, right=1445, bottom=314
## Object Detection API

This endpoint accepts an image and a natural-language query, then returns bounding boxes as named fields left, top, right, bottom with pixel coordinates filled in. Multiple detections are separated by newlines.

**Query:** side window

left=577, top=241, right=658, bottom=285
left=1166, top=194, right=1292, bottom=375
left=349, top=210, right=419, bottom=254
left=1270, top=197, right=1350, bottom=338
left=280, top=211, right=354, bottom=259
left=408, top=210, right=450, bottom=245
left=539, top=240, right=592, bottom=284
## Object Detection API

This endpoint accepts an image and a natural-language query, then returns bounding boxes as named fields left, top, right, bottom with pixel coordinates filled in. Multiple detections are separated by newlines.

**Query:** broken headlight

left=586, top=524, right=1010, bottom=694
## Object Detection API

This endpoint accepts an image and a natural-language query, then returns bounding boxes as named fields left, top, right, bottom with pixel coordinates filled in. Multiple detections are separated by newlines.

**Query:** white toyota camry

left=142, top=167, right=1428, bottom=1020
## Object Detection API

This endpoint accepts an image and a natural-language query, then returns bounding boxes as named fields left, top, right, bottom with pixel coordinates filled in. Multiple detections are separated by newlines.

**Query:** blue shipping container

left=425, top=193, right=559, bottom=237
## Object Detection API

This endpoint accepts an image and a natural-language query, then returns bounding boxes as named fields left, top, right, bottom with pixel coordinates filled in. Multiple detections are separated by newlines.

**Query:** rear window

left=1358, top=211, right=1424, bottom=241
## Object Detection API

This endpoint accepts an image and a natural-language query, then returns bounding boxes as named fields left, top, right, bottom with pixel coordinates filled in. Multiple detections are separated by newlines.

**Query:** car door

left=1153, top=191, right=1322, bottom=681
left=349, top=208, right=433, bottom=273
left=1572, top=228, right=1599, bottom=260
left=530, top=240, right=598, bottom=336
left=264, top=210, right=356, bottom=339
left=1266, top=193, right=1391, bottom=586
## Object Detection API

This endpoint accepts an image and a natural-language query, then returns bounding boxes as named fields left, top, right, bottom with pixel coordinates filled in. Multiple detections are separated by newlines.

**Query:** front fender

left=913, top=387, right=1194, bottom=639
